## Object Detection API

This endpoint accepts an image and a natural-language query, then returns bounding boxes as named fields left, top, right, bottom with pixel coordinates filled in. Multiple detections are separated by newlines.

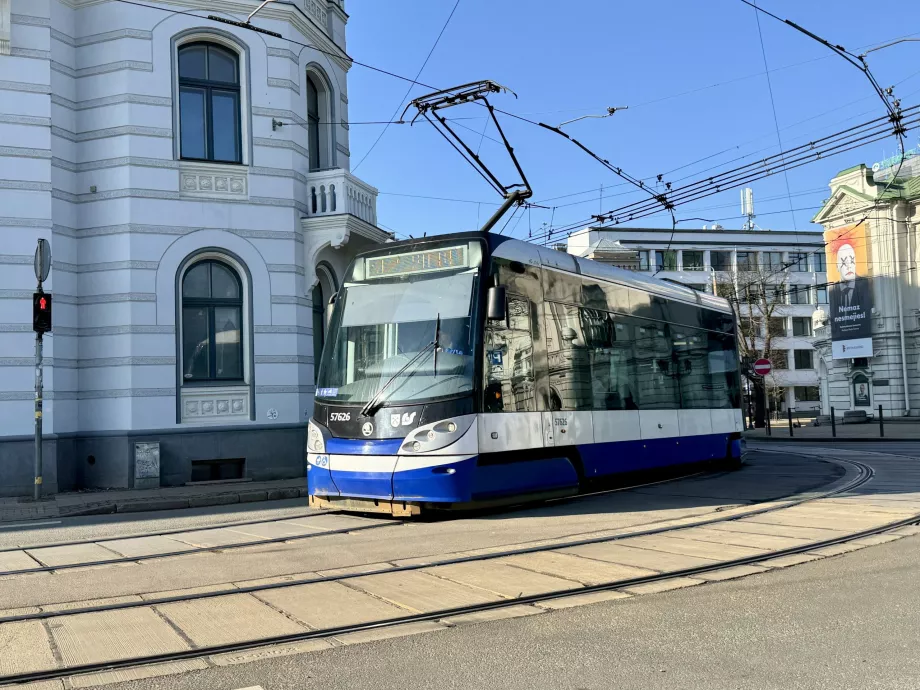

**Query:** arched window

left=307, top=75, right=322, bottom=171
left=182, top=260, right=244, bottom=381
left=178, top=42, right=241, bottom=163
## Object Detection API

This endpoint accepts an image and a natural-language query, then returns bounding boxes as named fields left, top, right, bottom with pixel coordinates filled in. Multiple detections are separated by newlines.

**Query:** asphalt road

left=100, top=531, right=920, bottom=690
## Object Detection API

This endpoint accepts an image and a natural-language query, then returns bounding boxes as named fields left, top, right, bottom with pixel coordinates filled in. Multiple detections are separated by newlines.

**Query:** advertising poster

left=824, top=224, right=873, bottom=359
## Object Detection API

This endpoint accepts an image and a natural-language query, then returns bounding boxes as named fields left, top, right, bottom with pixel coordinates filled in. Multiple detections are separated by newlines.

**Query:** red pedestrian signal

left=33, top=292, right=52, bottom=333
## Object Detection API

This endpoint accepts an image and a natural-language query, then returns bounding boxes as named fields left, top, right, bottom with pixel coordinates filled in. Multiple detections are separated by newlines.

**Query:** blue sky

left=344, top=1, right=920, bottom=242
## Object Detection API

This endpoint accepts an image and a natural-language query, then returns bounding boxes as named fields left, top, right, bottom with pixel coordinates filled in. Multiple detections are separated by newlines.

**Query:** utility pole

left=32, top=239, right=52, bottom=500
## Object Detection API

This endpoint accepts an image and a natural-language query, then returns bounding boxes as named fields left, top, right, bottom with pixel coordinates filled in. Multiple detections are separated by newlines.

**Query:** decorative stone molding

left=179, top=161, right=248, bottom=200
left=181, top=385, right=250, bottom=424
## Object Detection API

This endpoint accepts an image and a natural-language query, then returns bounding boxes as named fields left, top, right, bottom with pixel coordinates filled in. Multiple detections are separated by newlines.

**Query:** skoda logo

left=361, top=422, right=374, bottom=437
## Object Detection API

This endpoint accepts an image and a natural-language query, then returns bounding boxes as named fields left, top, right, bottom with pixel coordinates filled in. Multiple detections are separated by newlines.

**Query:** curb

left=50, top=486, right=309, bottom=519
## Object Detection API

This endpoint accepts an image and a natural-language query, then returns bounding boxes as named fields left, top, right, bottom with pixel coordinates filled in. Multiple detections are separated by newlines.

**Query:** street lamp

left=247, top=0, right=279, bottom=24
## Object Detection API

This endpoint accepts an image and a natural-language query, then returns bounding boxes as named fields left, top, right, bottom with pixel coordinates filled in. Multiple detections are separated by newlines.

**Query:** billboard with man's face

left=824, top=224, right=873, bottom=359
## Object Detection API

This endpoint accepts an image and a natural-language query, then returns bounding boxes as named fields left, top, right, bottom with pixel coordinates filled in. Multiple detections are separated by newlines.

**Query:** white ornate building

left=0, top=0, right=386, bottom=495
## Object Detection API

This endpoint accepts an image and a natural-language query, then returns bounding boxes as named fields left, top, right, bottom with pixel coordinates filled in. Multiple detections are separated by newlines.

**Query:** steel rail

left=0, top=455, right=870, bottom=625
left=0, top=457, right=905, bottom=688
left=0, top=508, right=347, bottom=556
left=0, top=521, right=397, bottom=578
left=0, top=463, right=725, bottom=576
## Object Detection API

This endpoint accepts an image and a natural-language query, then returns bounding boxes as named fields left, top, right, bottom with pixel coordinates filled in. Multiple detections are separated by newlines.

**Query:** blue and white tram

left=307, top=232, right=744, bottom=515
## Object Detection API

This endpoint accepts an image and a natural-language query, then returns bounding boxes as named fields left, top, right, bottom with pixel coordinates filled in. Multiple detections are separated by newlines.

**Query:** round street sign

left=753, top=358, right=772, bottom=377
left=34, top=239, right=51, bottom=283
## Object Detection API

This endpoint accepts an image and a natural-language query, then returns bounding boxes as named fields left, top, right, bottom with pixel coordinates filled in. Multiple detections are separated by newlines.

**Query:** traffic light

left=33, top=292, right=52, bottom=333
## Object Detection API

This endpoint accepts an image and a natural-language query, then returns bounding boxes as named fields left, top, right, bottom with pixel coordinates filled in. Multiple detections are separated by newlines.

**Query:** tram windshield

left=316, top=243, right=481, bottom=407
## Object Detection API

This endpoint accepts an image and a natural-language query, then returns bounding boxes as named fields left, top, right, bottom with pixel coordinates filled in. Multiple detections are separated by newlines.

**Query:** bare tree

left=715, top=265, right=791, bottom=427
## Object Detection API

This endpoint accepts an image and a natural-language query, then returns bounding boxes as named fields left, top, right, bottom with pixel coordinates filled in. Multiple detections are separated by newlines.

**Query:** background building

left=0, top=0, right=386, bottom=495
left=812, top=163, right=920, bottom=418
left=566, top=226, right=827, bottom=414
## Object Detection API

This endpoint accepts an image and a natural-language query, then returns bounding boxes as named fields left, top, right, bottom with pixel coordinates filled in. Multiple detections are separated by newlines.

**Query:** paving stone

left=332, top=620, right=446, bottom=645
left=0, top=550, right=42, bottom=573
left=711, top=520, right=847, bottom=541
left=156, top=593, right=307, bottom=647
left=43, top=595, right=144, bottom=613
left=745, top=512, right=886, bottom=532
left=441, top=604, right=543, bottom=626
left=892, top=525, right=920, bottom=536
left=349, top=570, right=500, bottom=613
left=164, top=529, right=264, bottom=549
left=256, top=581, right=408, bottom=628
left=808, top=542, right=871, bottom=557
left=234, top=572, right=320, bottom=588
left=429, top=561, right=581, bottom=598
left=223, top=522, right=324, bottom=540
left=562, top=543, right=716, bottom=572
left=852, top=533, right=904, bottom=546
left=620, top=534, right=769, bottom=561
left=318, top=562, right=393, bottom=578
left=681, top=526, right=813, bottom=551
left=534, top=590, right=633, bottom=610
left=140, top=584, right=236, bottom=601
left=49, top=607, right=190, bottom=665
left=209, top=639, right=334, bottom=666
left=26, top=543, right=122, bottom=567
left=758, top=552, right=822, bottom=568
left=69, top=659, right=209, bottom=688
left=285, top=514, right=380, bottom=531
left=621, top=577, right=704, bottom=595
left=502, top=551, right=656, bottom=586
left=101, top=536, right=194, bottom=559
left=0, top=620, right=58, bottom=675
left=693, top=564, right=770, bottom=581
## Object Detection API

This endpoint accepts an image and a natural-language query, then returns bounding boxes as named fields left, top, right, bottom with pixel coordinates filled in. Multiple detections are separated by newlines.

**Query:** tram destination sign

left=752, top=358, right=772, bottom=377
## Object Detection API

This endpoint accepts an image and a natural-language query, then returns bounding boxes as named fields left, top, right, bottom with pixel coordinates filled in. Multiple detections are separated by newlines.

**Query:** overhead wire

left=352, top=0, right=462, bottom=172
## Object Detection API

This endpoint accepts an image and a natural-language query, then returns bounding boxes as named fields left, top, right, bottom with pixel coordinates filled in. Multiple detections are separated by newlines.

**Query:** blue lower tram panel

left=309, top=432, right=737, bottom=507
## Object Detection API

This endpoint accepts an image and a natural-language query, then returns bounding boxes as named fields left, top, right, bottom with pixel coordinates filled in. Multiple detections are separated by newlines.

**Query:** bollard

left=788, top=408, right=794, bottom=437
left=831, top=406, right=836, bottom=437
left=879, top=404, right=884, bottom=438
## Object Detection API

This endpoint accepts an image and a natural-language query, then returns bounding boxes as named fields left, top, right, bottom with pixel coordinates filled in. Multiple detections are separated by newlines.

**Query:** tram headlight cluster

left=307, top=421, right=325, bottom=453
left=400, top=416, right=475, bottom=454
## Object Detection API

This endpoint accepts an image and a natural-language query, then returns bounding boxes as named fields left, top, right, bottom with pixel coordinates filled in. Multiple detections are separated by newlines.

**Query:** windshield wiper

left=360, top=341, right=436, bottom=418
left=433, top=313, right=441, bottom=378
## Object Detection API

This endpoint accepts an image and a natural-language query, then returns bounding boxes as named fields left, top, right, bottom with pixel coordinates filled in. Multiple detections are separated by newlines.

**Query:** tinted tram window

left=485, top=293, right=536, bottom=412
left=670, top=327, right=712, bottom=409
left=544, top=302, right=594, bottom=410
left=631, top=319, right=680, bottom=409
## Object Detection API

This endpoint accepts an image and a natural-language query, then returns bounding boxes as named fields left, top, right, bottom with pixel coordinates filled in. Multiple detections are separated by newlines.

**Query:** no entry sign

left=753, top=358, right=772, bottom=376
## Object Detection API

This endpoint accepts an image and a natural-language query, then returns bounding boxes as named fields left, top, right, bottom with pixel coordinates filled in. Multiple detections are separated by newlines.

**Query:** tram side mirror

left=487, top=285, right=506, bottom=321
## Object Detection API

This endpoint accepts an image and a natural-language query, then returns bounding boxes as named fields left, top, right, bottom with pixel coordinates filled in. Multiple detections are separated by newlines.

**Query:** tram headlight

left=307, top=421, right=325, bottom=453
left=400, top=416, right=476, bottom=454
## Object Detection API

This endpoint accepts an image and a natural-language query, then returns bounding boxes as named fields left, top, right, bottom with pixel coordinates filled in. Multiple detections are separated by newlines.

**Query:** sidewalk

left=745, top=419, right=920, bottom=442
left=0, top=478, right=307, bottom=524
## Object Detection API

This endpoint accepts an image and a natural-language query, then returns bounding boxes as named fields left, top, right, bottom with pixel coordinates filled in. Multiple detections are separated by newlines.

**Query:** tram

left=307, top=232, right=744, bottom=515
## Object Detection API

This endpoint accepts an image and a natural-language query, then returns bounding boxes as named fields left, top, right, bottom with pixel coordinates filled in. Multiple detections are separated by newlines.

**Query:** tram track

left=0, top=455, right=869, bottom=624
left=0, top=464, right=730, bottom=579
left=0, top=451, right=910, bottom=688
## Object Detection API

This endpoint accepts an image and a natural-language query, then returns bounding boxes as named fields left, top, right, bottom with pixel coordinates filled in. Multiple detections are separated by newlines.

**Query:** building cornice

left=58, top=0, right=351, bottom=71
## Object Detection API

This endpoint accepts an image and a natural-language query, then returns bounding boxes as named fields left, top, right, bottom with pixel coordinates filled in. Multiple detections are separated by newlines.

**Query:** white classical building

left=0, top=0, right=387, bottom=495
left=566, top=226, right=828, bottom=414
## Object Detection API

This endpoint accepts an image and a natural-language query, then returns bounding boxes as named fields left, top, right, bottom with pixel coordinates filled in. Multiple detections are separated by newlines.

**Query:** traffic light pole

left=34, top=325, right=43, bottom=501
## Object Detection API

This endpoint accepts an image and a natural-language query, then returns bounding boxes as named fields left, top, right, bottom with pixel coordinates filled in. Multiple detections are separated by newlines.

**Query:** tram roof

left=363, top=231, right=733, bottom=315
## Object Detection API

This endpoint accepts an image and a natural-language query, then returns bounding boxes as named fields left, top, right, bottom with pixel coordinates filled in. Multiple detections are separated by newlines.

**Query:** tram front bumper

left=307, top=453, right=476, bottom=504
